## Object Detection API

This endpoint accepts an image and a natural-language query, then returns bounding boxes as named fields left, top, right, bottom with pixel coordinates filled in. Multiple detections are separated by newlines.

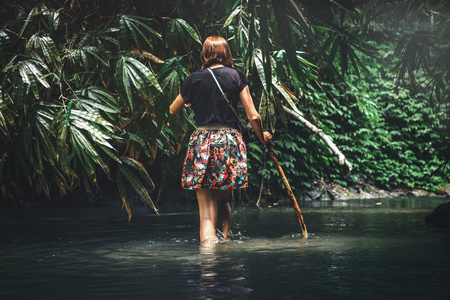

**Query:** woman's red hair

left=201, top=36, right=234, bottom=69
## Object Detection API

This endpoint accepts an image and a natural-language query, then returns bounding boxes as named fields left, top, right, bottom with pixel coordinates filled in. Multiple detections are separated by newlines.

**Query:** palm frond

left=26, top=34, right=61, bottom=70
left=114, top=55, right=162, bottom=111
left=119, top=15, right=161, bottom=52
left=18, top=60, right=50, bottom=99
left=120, top=164, right=157, bottom=212
left=120, top=156, right=155, bottom=189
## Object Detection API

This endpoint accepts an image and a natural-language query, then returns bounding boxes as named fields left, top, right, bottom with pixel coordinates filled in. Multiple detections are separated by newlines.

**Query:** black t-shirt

left=181, top=66, right=248, bottom=126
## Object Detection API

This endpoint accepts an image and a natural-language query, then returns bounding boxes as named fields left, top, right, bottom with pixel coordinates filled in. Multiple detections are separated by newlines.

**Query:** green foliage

left=325, top=43, right=448, bottom=191
left=0, top=0, right=448, bottom=213
left=0, top=1, right=193, bottom=217
left=243, top=1, right=449, bottom=197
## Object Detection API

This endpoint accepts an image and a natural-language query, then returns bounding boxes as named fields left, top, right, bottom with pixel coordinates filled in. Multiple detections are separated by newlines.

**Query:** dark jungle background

left=0, top=0, right=448, bottom=218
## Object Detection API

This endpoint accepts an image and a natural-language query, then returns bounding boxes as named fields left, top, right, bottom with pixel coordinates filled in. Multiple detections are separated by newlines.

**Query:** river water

left=1, top=197, right=449, bottom=299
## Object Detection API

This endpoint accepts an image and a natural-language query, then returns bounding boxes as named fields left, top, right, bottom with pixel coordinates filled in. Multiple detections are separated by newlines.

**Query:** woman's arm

left=169, top=93, right=190, bottom=115
left=239, top=86, right=272, bottom=144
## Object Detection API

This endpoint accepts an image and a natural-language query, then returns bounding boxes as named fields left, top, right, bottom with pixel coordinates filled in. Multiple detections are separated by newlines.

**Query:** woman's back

left=181, top=66, right=248, bottom=126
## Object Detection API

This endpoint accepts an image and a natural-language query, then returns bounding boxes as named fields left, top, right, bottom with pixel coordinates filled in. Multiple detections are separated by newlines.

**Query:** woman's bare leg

left=196, top=189, right=219, bottom=243
left=215, top=189, right=232, bottom=240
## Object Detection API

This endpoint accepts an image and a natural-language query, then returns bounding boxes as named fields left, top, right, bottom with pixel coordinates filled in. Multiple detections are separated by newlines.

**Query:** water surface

left=1, top=197, right=449, bottom=299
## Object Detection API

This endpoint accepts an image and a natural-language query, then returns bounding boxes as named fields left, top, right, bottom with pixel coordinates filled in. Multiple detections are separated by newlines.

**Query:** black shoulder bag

left=207, top=68, right=251, bottom=144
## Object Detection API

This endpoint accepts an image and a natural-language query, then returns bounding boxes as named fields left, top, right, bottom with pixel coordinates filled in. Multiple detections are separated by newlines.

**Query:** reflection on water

left=189, top=243, right=253, bottom=299
left=0, top=197, right=449, bottom=299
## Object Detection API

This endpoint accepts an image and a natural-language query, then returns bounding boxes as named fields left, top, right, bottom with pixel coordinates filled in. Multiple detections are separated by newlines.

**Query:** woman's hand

left=261, top=131, right=272, bottom=144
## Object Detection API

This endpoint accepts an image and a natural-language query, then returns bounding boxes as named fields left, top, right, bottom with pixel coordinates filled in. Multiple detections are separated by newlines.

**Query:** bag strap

left=207, top=68, right=247, bottom=129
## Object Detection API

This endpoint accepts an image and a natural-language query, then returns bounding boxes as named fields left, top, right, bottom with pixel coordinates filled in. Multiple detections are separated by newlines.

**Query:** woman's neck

left=209, top=64, right=224, bottom=69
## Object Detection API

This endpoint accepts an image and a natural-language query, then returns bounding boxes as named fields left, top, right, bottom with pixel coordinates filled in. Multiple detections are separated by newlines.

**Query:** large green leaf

left=116, top=170, right=132, bottom=221
left=35, top=120, right=57, bottom=160
left=70, top=127, right=109, bottom=174
left=56, top=124, right=70, bottom=176
left=70, top=132, right=94, bottom=177
left=120, top=165, right=157, bottom=212
left=82, top=87, right=119, bottom=106
left=166, top=18, right=202, bottom=51
left=18, top=60, right=50, bottom=99
left=127, top=132, right=151, bottom=157
left=174, top=19, right=201, bottom=45
left=70, top=109, right=114, bottom=130
left=159, top=69, right=180, bottom=101
left=71, top=116, right=115, bottom=149
left=26, top=34, right=61, bottom=70
left=258, top=0, right=272, bottom=95
left=272, top=78, right=302, bottom=116
left=126, top=57, right=162, bottom=93
left=223, top=6, right=242, bottom=28
left=120, top=156, right=155, bottom=189
left=115, top=58, right=133, bottom=109
left=0, top=110, right=9, bottom=138
left=254, top=51, right=267, bottom=93
left=119, top=15, right=161, bottom=52
left=19, top=4, right=40, bottom=37
left=115, top=56, right=162, bottom=110
left=76, top=98, right=120, bottom=113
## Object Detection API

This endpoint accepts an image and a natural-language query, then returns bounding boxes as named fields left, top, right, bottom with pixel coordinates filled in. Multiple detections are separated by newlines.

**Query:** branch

left=282, top=105, right=353, bottom=171
left=266, top=144, right=308, bottom=238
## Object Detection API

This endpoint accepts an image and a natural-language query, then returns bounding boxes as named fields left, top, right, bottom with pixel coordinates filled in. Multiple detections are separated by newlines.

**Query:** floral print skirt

left=181, top=128, right=248, bottom=190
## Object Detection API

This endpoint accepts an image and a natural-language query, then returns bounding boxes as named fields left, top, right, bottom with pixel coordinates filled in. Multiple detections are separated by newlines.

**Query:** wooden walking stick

left=266, top=144, right=308, bottom=238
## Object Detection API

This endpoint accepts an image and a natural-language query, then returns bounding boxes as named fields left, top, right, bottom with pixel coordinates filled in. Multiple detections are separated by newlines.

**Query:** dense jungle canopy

left=0, top=0, right=448, bottom=217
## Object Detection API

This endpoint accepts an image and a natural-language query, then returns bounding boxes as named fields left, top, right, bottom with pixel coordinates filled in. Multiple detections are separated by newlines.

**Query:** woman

left=170, top=36, right=272, bottom=243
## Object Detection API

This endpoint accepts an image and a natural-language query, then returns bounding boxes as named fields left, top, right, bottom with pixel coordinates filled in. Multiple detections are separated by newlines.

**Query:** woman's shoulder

left=187, top=69, right=209, bottom=79
left=184, top=69, right=208, bottom=85
left=190, top=66, right=241, bottom=74
left=217, top=67, right=247, bottom=79
left=187, top=67, right=246, bottom=82
left=221, top=66, right=241, bottom=74
left=223, top=67, right=248, bottom=85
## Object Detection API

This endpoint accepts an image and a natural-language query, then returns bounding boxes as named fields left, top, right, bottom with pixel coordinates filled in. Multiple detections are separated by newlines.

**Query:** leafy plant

left=0, top=2, right=194, bottom=218
left=0, top=0, right=448, bottom=213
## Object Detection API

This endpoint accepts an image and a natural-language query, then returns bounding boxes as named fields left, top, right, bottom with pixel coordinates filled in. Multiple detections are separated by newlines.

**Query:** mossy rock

left=425, top=201, right=450, bottom=229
